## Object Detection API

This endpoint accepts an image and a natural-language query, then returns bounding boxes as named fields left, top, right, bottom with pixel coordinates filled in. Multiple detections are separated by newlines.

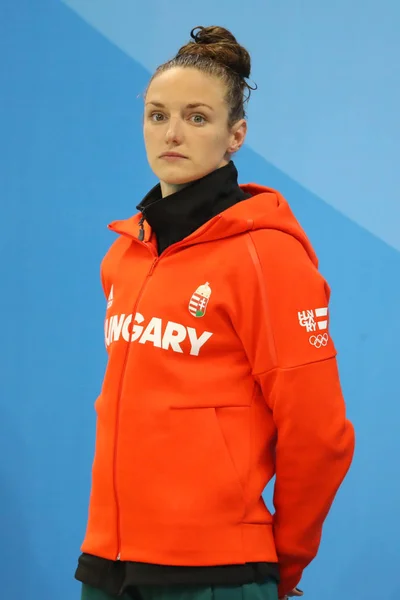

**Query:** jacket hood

left=108, top=183, right=318, bottom=267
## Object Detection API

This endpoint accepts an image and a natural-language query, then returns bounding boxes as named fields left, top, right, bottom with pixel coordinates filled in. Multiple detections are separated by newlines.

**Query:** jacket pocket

left=165, top=406, right=246, bottom=522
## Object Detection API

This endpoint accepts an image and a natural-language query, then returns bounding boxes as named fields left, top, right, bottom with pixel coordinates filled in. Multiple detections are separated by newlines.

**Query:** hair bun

left=190, top=25, right=237, bottom=46
left=176, top=25, right=251, bottom=80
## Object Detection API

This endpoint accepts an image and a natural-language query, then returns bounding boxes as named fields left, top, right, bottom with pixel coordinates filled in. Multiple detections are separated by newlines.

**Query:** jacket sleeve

left=236, top=230, right=355, bottom=598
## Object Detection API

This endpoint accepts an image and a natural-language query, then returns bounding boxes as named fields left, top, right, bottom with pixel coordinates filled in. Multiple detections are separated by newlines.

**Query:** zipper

left=112, top=251, right=158, bottom=560
left=131, top=213, right=222, bottom=256
left=111, top=212, right=222, bottom=559
left=138, top=215, right=145, bottom=242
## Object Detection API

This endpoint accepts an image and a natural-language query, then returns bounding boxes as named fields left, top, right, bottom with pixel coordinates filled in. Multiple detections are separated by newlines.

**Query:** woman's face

left=143, top=67, right=247, bottom=196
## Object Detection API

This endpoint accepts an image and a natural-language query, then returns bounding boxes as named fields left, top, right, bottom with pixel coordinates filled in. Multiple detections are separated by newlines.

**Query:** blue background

left=1, top=1, right=399, bottom=598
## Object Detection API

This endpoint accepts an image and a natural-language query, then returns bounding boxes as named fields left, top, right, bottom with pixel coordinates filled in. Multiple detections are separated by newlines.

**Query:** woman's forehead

left=147, top=68, right=226, bottom=105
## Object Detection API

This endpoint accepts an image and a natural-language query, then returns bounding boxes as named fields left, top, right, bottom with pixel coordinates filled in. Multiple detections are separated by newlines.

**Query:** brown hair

left=148, top=26, right=256, bottom=127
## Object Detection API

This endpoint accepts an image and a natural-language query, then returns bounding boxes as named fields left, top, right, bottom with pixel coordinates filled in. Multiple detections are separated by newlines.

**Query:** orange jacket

left=81, top=184, right=355, bottom=597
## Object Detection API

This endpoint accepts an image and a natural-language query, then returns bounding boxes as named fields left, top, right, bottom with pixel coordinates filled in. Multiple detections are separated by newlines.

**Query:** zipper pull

left=138, top=215, right=145, bottom=241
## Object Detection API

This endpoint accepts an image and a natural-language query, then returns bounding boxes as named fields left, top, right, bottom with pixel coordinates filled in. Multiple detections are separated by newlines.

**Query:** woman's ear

left=228, top=119, right=247, bottom=153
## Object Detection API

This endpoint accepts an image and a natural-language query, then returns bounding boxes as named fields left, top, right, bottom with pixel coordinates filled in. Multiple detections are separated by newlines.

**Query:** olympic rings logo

left=309, top=333, right=329, bottom=348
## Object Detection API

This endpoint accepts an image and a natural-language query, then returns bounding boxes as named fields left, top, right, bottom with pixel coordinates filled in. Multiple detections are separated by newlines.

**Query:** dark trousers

left=81, top=580, right=278, bottom=600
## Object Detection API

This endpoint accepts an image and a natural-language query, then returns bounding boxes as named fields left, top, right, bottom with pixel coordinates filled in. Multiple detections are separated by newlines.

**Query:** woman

left=75, top=25, right=355, bottom=600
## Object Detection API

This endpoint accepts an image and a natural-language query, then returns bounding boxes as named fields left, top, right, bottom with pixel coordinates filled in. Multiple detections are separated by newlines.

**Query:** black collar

left=136, top=161, right=249, bottom=254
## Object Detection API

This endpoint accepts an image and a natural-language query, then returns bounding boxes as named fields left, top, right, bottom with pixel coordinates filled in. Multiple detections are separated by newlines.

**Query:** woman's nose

left=165, top=118, right=183, bottom=145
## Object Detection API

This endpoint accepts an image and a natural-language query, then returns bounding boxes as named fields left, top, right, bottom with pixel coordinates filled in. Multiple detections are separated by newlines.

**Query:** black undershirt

left=75, top=162, right=279, bottom=596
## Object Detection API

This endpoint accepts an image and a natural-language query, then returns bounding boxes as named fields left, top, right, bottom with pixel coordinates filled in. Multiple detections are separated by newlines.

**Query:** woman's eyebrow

left=145, top=101, right=214, bottom=111
left=186, top=103, right=214, bottom=111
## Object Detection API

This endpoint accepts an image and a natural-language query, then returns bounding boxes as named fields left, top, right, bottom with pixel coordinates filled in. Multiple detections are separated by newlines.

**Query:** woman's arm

left=235, top=229, right=355, bottom=598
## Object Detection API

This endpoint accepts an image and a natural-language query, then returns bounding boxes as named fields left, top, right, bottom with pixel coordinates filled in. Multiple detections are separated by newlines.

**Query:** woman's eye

left=151, top=113, right=165, bottom=122
left=190, top=114, right=206, bottom=125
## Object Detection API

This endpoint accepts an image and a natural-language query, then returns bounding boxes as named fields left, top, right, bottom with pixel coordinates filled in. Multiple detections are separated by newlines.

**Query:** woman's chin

left=156, top=164, right=213, bottom=187
left=157, top=168, right=198, bottom=186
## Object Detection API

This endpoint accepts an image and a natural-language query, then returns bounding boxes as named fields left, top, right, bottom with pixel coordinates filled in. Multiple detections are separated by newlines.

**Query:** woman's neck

left=160, top=181, right=189, bottom=198
left=159, top=159, right=230, bottom=197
